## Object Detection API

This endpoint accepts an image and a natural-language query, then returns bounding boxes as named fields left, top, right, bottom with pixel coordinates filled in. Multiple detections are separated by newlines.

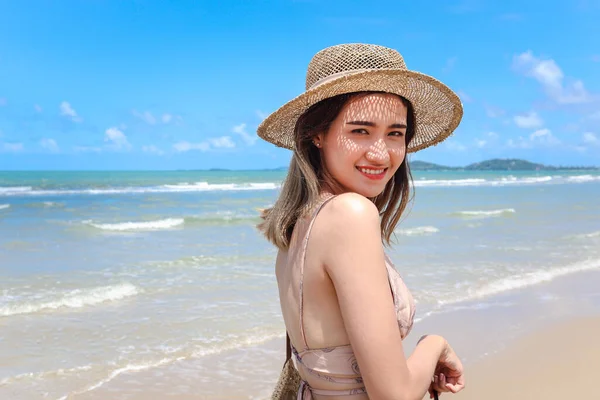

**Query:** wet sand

left=70, top=270, right=600, bottom=400
left=451, top=316, right=600, bottom=400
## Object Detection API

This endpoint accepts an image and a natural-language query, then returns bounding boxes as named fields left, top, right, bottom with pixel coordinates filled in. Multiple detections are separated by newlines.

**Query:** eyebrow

left=347, top=120, right=407, bottom=129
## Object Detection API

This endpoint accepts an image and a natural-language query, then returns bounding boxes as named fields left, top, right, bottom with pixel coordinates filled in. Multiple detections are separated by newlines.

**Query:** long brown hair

left=258, top=91, right=415, bottom=250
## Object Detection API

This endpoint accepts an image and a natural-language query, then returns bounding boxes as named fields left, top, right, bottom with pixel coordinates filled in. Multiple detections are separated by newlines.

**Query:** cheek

left=390, top=147, right=405, bottom=158
left=389, top=146, right=406, bottom=166
left=326, top=137, right=362, bottom=165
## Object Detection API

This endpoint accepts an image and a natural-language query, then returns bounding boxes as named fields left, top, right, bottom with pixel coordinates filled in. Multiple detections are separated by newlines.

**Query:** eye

left=388, top=131, right=405, bottom=137
left=351, top=128, right=369, bottom=135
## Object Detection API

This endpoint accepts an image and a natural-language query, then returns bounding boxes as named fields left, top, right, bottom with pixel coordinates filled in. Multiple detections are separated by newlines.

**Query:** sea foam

left=86, top=218, right=185, bottom=231
left=0, top=283, right=139, bottom=317
left=436, top=258, right=600, bottom=306
left=454, top=208, right=516, bottom=218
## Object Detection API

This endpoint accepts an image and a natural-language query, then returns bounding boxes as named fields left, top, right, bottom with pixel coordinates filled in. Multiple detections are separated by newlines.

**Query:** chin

left=352, top=186, right=386, bottom=198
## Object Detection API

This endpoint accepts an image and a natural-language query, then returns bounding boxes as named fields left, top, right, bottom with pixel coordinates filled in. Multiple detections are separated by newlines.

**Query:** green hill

left=464, top=158, right=551, bottom=171
left=410, top=160, right=455, bottom=170
left=409, top=158, right=598, bottom=171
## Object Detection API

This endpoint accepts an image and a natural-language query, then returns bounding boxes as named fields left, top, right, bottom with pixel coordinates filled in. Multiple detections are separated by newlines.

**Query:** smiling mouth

left=356, top=166, right=388, bottom=178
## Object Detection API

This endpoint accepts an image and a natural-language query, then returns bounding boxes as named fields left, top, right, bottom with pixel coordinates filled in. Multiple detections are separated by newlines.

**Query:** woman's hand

left=428, top=343, right=465, bottom=398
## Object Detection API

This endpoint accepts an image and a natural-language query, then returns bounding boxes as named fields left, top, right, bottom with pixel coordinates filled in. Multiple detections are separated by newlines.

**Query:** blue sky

left=0, top=0, right=599, bottom=170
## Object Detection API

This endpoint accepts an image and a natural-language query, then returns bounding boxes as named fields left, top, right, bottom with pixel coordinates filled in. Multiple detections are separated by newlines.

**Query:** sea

left=1, top=169, right=600, bottom=399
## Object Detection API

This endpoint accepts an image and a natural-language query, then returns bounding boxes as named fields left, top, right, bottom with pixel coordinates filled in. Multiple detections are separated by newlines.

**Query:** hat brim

left=257, top=69, right=463, bottom=153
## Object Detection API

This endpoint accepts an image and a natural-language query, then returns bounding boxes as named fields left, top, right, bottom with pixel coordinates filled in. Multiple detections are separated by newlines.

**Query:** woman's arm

left=318, top=193, right=457, bottom=400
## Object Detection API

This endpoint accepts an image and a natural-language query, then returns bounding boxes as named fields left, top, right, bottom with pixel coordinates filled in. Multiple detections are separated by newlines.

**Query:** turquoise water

left=1, top=169, right=600, bottom=399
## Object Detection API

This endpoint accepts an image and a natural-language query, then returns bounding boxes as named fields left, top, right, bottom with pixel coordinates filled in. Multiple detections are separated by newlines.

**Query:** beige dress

left=284, top=195, right=416, bottom=399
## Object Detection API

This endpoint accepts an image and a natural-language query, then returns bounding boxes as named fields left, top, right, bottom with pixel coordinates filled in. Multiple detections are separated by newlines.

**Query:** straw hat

left=257, top=43, right=463, bottom=153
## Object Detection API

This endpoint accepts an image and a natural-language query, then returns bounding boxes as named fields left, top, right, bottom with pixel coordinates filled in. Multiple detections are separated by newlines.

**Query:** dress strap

left=298, top=194, right=338, bottom=351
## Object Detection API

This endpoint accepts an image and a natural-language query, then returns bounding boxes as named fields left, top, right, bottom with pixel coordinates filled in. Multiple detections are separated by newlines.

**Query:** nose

left=365, top=139, right=390, bottom=164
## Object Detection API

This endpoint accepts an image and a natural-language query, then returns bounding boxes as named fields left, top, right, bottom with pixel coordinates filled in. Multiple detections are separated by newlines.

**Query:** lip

left=356, top=166, right=388, bottom=180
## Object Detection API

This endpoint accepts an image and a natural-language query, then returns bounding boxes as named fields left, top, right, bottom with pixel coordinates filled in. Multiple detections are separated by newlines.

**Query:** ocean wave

left=0, top=283, right=139, bottom=317
left=413, top=174, right=599, bottom=187
left=570, top=230, right=600, bottom=239
left=0, top=203, right=10, bottom=210
left=54, top=330, right=284, bottom=399
left=453, top=208, right=516, bottom=218
left=414, top=178, right=486, bottom=187
left=566, top=175, right=600, bottom=183
left=0, top=186, right=32, bottom=194
left=86, top=218, right=185, bottom=231
left=436, top=258, right=600, bottom=306
left=84, top=213, right=259, bottom=232
left=25, top=201, right=65, bottom=208
left=413, top=176, right=554, bottom=187
left=396, top=226, right=439, bottom=236
left=184, top=212, right=259, bottom=226
left=0, top=182, right=280, bottom=197
left=162, top=182, right=279, bottom=192
left=1, top=174, right=598, bottom=197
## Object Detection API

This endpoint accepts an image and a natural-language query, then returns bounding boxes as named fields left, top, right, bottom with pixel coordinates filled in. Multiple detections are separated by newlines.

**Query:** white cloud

left=592, top=55, right=600, bottom=63
left=34, top=104, right=43, bottom=112
left=514, top=111, right=543, bottom=129
left=473, top=132, right=498, bottom=149
left=506, top=129, right=560, bottom=148
left=530, top=128, right=560, bottom=145
left=142, top=145, right=165, bottom=155
left=583, top=132, right=598, bottom=145
left=104, top=127, right=131, bottom=150
left=132, top=110, right=156, bottom=125
left=445, top=140, right=467, bottom=151
left=530, top=128, right=551, bottom=139
left=162, top=113, right=172, bottom=123
left=173, top=141, right=210, bottom=152
left=40, top=138, right=59, bottom=152
left=512, top=51, right=592, bottom=104
left=173, top=135, right=237, bottom=152
left=589, top=111, right=600, bottom=120
left=209, top=136, right=236, bottom=148
left=0, top=98, right=7, bottom=106
left=60, top=101, right=82, bottom=122
left=2, top=142, right=24, bottom=152
left=506, top=137, right=530, bottom=149
left=232, top=123, right=258, bottom=145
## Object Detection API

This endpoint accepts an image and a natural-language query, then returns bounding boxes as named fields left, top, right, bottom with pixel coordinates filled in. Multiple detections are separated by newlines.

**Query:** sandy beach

left=76, top=315, right=600, bottom=400
left=64, top=270, right=600, bottom=400
left=452, top=316, right=600, bottom=400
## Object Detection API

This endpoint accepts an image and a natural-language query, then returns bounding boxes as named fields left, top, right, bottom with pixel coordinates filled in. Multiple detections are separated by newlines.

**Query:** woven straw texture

left=257, top=43, right=463, bottom=153
left=271, top=358, right=301, bottom=400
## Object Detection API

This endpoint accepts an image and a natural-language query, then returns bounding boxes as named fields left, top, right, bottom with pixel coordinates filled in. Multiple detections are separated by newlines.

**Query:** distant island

left=199, top=158, right=598, bottom=172
left=410, top=158, right=599, bottom=171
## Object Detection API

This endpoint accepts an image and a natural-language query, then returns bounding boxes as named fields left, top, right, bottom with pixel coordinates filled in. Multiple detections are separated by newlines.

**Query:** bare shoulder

left=312, top=193, right=382, bottom=266
left=319, top=192, right=380, bottom=232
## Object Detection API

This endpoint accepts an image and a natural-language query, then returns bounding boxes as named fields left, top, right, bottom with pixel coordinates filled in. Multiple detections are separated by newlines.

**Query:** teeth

left=358, top=168, right=384, bottom=175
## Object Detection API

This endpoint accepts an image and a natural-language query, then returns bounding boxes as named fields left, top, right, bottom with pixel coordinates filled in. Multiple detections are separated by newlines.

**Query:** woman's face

left=315, top=93, right=408, bottom=198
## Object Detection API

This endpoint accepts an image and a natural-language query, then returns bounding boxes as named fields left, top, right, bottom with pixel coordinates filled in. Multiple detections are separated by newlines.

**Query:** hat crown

left=305, top=43, right=407, bottom=90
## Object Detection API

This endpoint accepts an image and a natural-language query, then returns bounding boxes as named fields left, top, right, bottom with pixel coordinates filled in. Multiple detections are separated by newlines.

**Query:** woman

left=257, top=43, right=465, bottom=400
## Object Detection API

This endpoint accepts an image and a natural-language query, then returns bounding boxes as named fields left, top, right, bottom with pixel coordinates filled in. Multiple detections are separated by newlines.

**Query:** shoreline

left=65, top=268, right=600, bottom=400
